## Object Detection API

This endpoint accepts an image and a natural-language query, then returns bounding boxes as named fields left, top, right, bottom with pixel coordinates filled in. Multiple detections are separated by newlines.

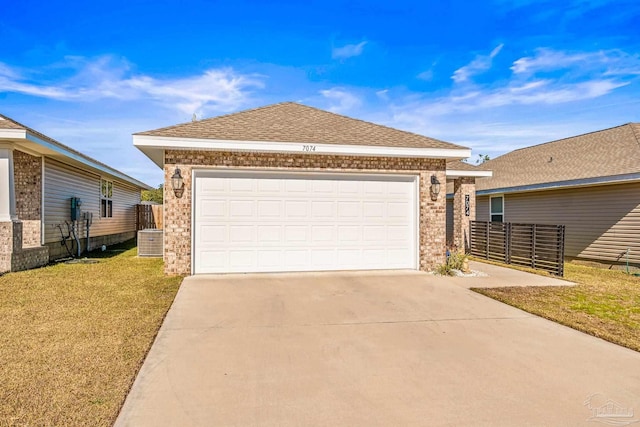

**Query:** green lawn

left=0, top=241, right=182, bottom=427
left=474, top=262, right=640, bottom=352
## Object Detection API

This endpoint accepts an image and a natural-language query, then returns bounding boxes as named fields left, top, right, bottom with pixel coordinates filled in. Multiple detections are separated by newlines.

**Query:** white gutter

left=446, top=169, right=493, bottom=179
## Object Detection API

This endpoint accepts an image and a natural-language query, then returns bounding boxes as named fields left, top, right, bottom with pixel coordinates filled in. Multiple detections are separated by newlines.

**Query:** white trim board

left=134, top=134, right=472, bottom=168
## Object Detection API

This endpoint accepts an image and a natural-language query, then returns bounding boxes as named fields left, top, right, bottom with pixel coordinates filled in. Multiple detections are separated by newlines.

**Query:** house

left=474, top=123, right=640, bottom=267
left=133, top=102, right=484, bottom=275
left=0, top=114, right=150, bottom=273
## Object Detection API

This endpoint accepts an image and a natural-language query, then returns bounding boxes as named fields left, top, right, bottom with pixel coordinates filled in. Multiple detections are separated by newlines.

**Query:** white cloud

left=511, top=48, right=640, bottom=77
left=417, top=70, right=434, bottom=81
left=320, top=88, right=361, bottom=112
left=0, top=55, right=264, bottom=115
left=452, top=43, right=504, bottom=83
left=512, top=49, right=595, bottom=74
left=332, top=41, right=367, bottom=60
left=376, top=89, right=389, bottom=100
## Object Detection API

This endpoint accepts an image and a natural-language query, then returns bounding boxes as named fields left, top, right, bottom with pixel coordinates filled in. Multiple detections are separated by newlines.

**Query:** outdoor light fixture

left=171, top=167, right=184, bottom=198
left=430, top=175, right=441, bottom=201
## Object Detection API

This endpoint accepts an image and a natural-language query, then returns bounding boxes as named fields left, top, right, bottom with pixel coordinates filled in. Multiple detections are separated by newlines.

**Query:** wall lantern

left=171, top=167, right=184, bottom=198
left=430, top=175, right=441, bottom=201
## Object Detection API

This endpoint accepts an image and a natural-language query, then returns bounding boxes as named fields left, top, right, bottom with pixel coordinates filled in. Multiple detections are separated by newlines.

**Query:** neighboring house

left=474, top=123, right=640, bottom=267
left=133, top=102, right=483, bottom=275
left=0, top=114, right=150, bottom=273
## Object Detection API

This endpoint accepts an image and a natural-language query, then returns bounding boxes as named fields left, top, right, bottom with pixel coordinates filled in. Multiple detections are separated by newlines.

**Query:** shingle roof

left=0, top=115, right=27, bottom=130
left=447, top=160, right=482, bottom=171
left=137, top=102, right=467, bottom=150
left=476, top=123, right=640, bottom=191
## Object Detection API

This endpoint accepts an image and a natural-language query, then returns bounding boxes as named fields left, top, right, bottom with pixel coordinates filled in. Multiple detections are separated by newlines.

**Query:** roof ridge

left=491, top=122, right=636, bottom=160
left=289, top=102, right=455, bottom=146
left=0, top=113, right=27, bottom=129
left=135, top=102, right=458, bottom=147
left=628, top=122, right=640, bottom=149
left=133, top=102, right=297, bottom=135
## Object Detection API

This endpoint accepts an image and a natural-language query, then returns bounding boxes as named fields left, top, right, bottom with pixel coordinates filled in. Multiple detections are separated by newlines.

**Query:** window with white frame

left=100, top=179, right=113, bottom=218
left=490, top=195, right=503, bottom=222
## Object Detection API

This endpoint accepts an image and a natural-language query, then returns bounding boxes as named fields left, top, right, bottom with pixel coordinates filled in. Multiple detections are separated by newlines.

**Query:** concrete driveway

left=115, top=267, right=640, bottom=427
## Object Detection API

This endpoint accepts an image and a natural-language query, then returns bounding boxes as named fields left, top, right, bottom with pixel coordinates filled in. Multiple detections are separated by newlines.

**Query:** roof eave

left=133, top=135, right=471, bottom=169
left=446, top=169, right=493, bottom=179
left=477, top=172, right=640, bottom=196
left=1, top=129, right=151, bottom=190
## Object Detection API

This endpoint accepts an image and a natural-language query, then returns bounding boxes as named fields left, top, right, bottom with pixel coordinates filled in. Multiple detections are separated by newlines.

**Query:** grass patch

left=474, top=262, right=640, bottom=352
left=0, top=240, right=182, bottom=426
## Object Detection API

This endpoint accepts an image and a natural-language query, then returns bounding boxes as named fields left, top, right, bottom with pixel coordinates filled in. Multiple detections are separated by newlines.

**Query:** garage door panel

left=197, top=250, right=227, bottom=269
left=285, top=226, right=308, bottom=242
left=257, top=225, right=281, bottom=243
left=200, top=225, right=227, bottom=244
left=338, top=201, right=360, bottom=218
left=200, top=200, right=226, bottom=217
left=311, top=225, right=335, bottom=242
left=194, top=172, right=417, bottom=273
left=285, top=201, right=308, bottom=218
left=230, top=179, right=254, bottom=192
left=388, top=202, right=411, bottom=218
left=284, top=250, right=309, bottom=267
left=258, top=251, right=281, bottom=268
left=257, top=200, right=281, bottom=217
left=229, top=225, right=254, bottom=243
left=338, top=225, right=360, bottom=242
left=285, top=180, right=307, bottom=192
left=257, top=179, right=281, bottom=192
left=311, top=201, right=334, bottom=218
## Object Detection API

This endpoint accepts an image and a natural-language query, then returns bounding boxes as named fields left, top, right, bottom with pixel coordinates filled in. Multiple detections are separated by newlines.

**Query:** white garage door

left=193, top=171, right=417, bottom=274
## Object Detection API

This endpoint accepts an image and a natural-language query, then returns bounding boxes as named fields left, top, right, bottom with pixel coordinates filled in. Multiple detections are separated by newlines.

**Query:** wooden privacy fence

left=136, top=204, right=163, bottom=230
left=470, top=221, right=565, bottom=276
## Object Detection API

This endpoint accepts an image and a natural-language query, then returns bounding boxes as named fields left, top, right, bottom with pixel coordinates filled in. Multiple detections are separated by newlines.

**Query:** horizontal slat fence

left=470, top=221, right=565, bottom=276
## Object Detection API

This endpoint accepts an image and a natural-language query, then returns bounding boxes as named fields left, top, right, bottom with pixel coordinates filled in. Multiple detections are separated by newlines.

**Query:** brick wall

left=163, top=150, right=447, bottom=275
left=0, top=221, right=49, bottom=274
left=13, top=150, right=42, bottom=247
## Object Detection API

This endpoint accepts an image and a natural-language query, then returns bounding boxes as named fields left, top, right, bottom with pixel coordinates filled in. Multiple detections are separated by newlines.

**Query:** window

left=101, top=179, right=113, bottom=218
left=490, top=195, right=503, bottom=222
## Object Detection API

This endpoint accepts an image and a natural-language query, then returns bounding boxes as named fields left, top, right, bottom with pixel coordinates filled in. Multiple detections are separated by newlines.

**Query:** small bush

left=435, top=250, right=469, bottom=276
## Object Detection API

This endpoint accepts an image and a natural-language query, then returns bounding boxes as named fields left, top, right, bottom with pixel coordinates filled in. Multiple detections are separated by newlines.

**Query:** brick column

left=13, top=150, right=43, bottom=247
left=0, top=221, right=22, bottom=273
left=419, top=169, right=447, bottom=270
left=453, top=177, right=476, bottom=252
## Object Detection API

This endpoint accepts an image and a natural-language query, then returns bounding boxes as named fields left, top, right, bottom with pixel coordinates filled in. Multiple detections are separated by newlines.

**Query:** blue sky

left=1, top=0, right=639, bottom=186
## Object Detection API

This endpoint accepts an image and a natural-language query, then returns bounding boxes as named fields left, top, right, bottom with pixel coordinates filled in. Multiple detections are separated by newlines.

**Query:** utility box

left=137, top=229, right=163, bottom=257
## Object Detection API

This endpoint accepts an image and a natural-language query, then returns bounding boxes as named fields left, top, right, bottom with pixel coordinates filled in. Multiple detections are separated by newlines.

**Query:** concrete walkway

left=115, top=266, right=640, bottom=427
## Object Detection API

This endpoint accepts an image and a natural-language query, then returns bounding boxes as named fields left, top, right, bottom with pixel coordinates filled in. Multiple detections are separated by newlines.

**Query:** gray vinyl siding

left=43, top=158, right=141, bottom=244
left=476, top=182, right=640, bottom=265
left=476, top=197, right=489, bottom=222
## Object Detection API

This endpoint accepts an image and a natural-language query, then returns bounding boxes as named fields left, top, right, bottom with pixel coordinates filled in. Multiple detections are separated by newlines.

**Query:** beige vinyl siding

left=477, top=182, right=640, bottom=264
left=43, top=158, right=140, bottom=244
